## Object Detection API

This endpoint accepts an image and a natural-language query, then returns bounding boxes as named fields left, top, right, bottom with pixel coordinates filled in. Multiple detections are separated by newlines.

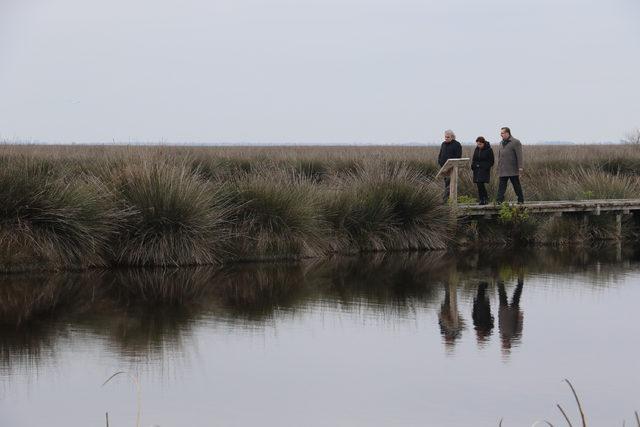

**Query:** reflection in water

left=102, top=268, right=218, bottom=363
left=0, top=245, right=638, bottom=378
left=322, top=252, right=449, bottom=318
left=472, top=282, right=494, bottom=346
left=0, top=272, right=100, bottom=376
left=107, top=267, right=218, bottom=306
left=438, top=281, right=465, bottom=351
left=498, top=276, right=525, bottom=355
left=210, top=262, right=312, bottom=320
left=437, top=274, right=526, bottom=354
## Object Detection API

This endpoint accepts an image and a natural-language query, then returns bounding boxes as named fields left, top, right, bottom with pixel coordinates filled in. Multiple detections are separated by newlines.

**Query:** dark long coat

left=471, top=142, right=495, bottom=183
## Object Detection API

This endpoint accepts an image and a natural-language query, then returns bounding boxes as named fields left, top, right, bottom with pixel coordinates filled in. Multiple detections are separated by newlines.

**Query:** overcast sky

left=1, top=0, right=639, bottom=144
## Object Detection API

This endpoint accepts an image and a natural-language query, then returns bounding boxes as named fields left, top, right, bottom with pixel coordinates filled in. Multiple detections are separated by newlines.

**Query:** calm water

left=1, top=247, right=640, bottom=426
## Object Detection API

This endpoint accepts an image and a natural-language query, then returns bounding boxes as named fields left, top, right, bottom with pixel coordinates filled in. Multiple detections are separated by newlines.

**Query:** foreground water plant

left=499, top=379, right=640, bottom=427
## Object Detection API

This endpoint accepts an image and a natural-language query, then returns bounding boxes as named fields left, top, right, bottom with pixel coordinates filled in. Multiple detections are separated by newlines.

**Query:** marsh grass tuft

left=222, top=170, right=330, bottom=259
left=113, top=160, right=230, bottom=266
left=0, top=157, right=123, bottom=270
left=324, top=165, right=452, bottom=252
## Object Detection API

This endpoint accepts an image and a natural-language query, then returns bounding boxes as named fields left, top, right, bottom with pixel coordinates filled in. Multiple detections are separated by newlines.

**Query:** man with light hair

left=437, top=129, right=462, bottom=201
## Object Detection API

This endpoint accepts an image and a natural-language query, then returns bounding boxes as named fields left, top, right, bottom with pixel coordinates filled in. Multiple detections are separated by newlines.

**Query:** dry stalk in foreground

left=501, top=379, right=640, bottom=427
left=102, top=371, right=141, bottom=427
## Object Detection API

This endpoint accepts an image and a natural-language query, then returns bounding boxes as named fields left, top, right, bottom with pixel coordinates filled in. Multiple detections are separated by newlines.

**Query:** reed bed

left=1, top=143, right=639, bottom=271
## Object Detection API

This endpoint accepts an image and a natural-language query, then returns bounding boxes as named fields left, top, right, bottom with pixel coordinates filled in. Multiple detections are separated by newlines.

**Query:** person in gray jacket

left=496, top=127, right=524, bottom=204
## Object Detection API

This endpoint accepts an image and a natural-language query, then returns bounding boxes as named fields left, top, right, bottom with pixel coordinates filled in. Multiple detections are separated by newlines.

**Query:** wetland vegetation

left=1, top=143, right=640, bottom=271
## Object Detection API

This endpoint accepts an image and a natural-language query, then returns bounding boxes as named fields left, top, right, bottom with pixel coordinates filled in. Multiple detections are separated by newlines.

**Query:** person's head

left=476, top=136, right=487, bottom=148
left=444, top=129, right=456, bottom=142
left=500, top=127, right=511, bottom=140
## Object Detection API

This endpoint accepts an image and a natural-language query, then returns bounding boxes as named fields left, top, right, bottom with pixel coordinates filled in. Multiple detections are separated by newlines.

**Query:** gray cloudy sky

left=1, top=0, right=639, bottom=144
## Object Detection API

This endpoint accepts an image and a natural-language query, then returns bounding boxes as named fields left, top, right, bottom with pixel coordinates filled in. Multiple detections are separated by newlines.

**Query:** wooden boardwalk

left=457, top=199, right=640, bottom=239
left=457, top=199, right=640, bottom=217
left=435, top=160, right=640, bottom=238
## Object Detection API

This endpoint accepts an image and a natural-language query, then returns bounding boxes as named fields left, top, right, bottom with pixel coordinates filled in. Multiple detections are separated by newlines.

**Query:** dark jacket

left=471, top=142, right=495, bottom=183
left=438, top=140, right=463, bottom=167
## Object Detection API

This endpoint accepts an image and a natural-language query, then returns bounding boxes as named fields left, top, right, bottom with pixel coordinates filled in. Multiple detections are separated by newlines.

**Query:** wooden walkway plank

left=457, top=199, right=640, bottom=217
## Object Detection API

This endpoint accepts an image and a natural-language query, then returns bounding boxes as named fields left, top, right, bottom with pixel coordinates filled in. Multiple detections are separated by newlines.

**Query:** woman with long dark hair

left=471, top=136, right=494, bottom=205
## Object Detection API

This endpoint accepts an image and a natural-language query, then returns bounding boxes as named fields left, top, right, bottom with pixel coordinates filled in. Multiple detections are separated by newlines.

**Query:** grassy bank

left=1, top=144, right=639, bottom=271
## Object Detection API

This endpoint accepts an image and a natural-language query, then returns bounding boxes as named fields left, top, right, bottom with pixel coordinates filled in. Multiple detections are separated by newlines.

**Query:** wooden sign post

left=435, top=158, right=470, bottom=205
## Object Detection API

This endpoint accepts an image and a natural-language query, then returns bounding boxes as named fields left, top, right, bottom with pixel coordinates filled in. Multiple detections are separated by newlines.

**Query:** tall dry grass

left=1, top=143, right=639, bottom=270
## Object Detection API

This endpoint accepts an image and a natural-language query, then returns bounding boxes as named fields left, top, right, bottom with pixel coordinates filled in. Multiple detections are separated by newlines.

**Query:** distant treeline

left=1, top=144, right=639, bottom=272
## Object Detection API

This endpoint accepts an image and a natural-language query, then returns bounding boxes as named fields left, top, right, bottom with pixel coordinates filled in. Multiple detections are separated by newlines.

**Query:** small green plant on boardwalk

left=493, top=203, right=535, bottom=244
left=498, top=203, right=529, bottom=224
left=457, top=195, right=477, bottom=204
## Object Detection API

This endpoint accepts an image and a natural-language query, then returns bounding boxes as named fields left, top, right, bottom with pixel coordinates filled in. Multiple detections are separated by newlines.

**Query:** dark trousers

left=496, top=176, right=524, bottom=203
left=476, top=183, right=488, bottom=204
left=443, top=177, right=451, bottom=202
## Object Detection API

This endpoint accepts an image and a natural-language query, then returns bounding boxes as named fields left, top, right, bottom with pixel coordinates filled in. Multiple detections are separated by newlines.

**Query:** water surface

left=1, top=247, right=640, bottom=426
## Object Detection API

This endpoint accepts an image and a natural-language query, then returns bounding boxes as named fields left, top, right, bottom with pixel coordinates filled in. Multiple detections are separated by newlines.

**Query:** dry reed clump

left=527, top=169, right=640, bottom=202
left=275, top=158, right=329, bottom=182
left=323, top=165, right=452, bottom=252
left=565, top=169, right=640, bottom=199
left=0, top=158, right=123, bottom=271
left=327, top=157, right=364, bottom=177
left=190, top=155, right=257, bottom=181
left=220, top=170, right=330, bottom=260
left=599, top=156, right=640, bottom=176
left=111, top=160, right=230, bottom=267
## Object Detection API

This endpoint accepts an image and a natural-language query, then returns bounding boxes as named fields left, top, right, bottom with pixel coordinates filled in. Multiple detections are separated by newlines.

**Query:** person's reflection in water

left=498, top=275, right=524, bottom=356
left=438, top=281, right=465, bottom=353
left=472, top=282, right=494, bottom=347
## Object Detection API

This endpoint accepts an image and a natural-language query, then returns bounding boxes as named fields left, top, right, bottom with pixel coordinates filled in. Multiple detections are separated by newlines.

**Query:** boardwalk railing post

left=450, top=165, right=458, bottom=206
left=435, top=158, right=470, bottom=206
left=615, top=212, right=622, bottom=240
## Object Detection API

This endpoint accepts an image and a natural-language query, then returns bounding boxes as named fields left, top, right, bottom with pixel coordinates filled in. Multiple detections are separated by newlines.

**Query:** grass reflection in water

left=0, top=245, right=636, bottom=372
